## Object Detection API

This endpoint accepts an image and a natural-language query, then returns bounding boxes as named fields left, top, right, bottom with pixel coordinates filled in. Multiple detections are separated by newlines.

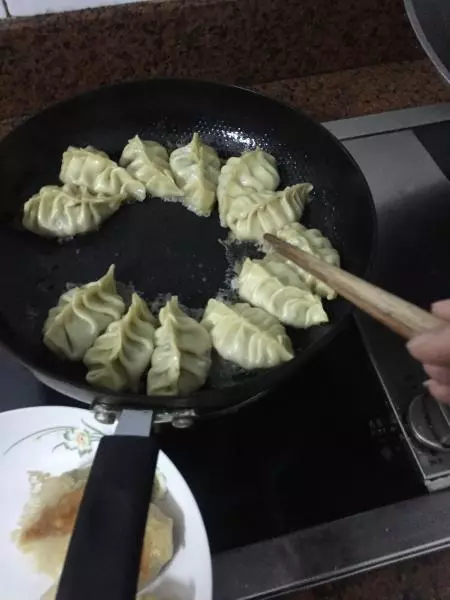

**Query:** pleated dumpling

left=43, top=265, right=125, bottom=360
left=147, top=297, right=212, bottom=396
left=217, top=149, right=280, bottom=225
left=84, top=293, right=157, bottom=392
left=267, top=222, right=340, bottom=299
left=60, top=146, right=146, bottom=201
left=119, top=136, right=183, bottom=199
left=238, top=257, right=328, bottom=328
left=169, top=133, right=221, bottom=217
left=201, top=299, right=294, bottom=369
left=225, top=182, right=312, bottom=241
left=22, top=184, right=125, bottom=238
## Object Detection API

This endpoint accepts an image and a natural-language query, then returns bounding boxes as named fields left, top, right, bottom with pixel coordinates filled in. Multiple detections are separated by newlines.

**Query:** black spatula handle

left=56, top=434, right=159, bottom=600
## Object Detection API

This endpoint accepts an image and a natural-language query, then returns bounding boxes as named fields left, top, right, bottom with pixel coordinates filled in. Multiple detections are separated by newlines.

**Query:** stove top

left=160, top=322, right=421, bottom=554
left=0, top=316, right=421, bottom=553
left=339, top=112, right=450, bottom=490
left=3, top=104, right=450, bottom=600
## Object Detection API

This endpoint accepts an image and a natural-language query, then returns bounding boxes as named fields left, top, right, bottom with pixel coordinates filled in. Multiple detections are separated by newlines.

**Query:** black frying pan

left=405, top=0, right=450, bottom=85
left=0, top=80, right=375, bottom=599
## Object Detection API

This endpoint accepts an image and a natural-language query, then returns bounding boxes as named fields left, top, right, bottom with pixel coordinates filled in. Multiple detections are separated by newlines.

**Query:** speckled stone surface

left=2, top=59, right=450, bottom=141
left=255, top=59, right=450, bottom=122
left=246, top=0, right=419, bottom=83
left=0, top=0, right=421, bottom=121
left=284, top=549, right=450, bottom=599
left=0, top=116, right=22, bottom=139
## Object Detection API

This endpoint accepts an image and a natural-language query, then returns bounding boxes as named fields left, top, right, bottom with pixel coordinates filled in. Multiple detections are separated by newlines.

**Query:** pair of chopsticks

left=264, top=234, right=444, bottom=339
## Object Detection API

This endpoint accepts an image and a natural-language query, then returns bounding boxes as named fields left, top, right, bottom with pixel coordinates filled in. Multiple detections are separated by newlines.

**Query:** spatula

left=264, top=234, right=445, bottom=339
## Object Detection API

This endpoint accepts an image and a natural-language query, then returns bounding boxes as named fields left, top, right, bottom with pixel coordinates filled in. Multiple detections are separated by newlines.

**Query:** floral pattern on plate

left=3, top=419, right=104, bottom=457
left=0, top=405, right=212, bottom=600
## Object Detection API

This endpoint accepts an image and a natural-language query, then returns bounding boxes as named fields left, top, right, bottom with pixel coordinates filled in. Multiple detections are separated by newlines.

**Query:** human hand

left=407, top=300, right=450, bottom=403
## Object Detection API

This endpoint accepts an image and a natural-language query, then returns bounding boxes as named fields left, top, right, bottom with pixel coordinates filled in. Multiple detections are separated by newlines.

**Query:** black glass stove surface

left=340, top=114, right=450, bottom=488
left=0, top=320, right=423, bottom=555
left=154, top=321, right=422, bottom=553
left=415, top=120, right=450, bottom=184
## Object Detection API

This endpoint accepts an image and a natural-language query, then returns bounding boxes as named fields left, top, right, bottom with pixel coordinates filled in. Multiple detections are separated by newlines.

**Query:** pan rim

left=0, top=77, right=377, bottom=411
left=404, top=0, right=450, bottom=87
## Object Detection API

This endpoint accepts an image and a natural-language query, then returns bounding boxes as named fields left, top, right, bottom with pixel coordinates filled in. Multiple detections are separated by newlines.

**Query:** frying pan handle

left=56, top=430, right=158, bottom=600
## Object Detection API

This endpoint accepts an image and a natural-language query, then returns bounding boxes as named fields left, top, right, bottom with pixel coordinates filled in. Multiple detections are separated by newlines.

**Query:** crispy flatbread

left=12, top=468, right=173, bottom=600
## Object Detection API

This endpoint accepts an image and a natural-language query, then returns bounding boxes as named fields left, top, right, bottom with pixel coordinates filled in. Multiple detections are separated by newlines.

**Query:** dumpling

left=84, top=293, right=157, bottom=391
left=43, top=265, right=125, bottom=360
left=238, top=257, right=328, bottom=328
left=201, top=299, right=294, bottom=369
left=267, top=222, right=340, bottom=299
left=169, top=133, right=221, bottom=217
left=22, top=184, right=125, bottom=238
left=225, top=183, right=312, bottom=241
left=217, top=149, right=280, bottom=225
left=119, top=136, right=183, bottom=199
left=218, top=149, right=280, bottom=199
left=60, top=146, right=146, bottom=201
left=147, top=297, right=212, bottom=396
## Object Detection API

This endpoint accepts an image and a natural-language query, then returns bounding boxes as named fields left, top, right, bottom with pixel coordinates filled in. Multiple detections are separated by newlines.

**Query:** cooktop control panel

left=326, top=106, right=450, bottom=490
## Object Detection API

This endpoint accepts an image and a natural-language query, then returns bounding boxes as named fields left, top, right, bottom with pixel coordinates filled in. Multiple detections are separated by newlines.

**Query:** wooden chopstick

left=264, top=233, right=445, bottom=340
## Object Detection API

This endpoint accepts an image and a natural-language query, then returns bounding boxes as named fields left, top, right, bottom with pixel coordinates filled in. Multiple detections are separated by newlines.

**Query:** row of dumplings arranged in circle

left=43, top=218, right=340, bottom=395
left=22, top=132, right=314, bottom=242
left=43, top=265, right=294, bottom=395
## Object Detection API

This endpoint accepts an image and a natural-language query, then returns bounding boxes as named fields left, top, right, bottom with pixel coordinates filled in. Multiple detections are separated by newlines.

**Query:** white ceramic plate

left=0, top=406, right=212, bottom=600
